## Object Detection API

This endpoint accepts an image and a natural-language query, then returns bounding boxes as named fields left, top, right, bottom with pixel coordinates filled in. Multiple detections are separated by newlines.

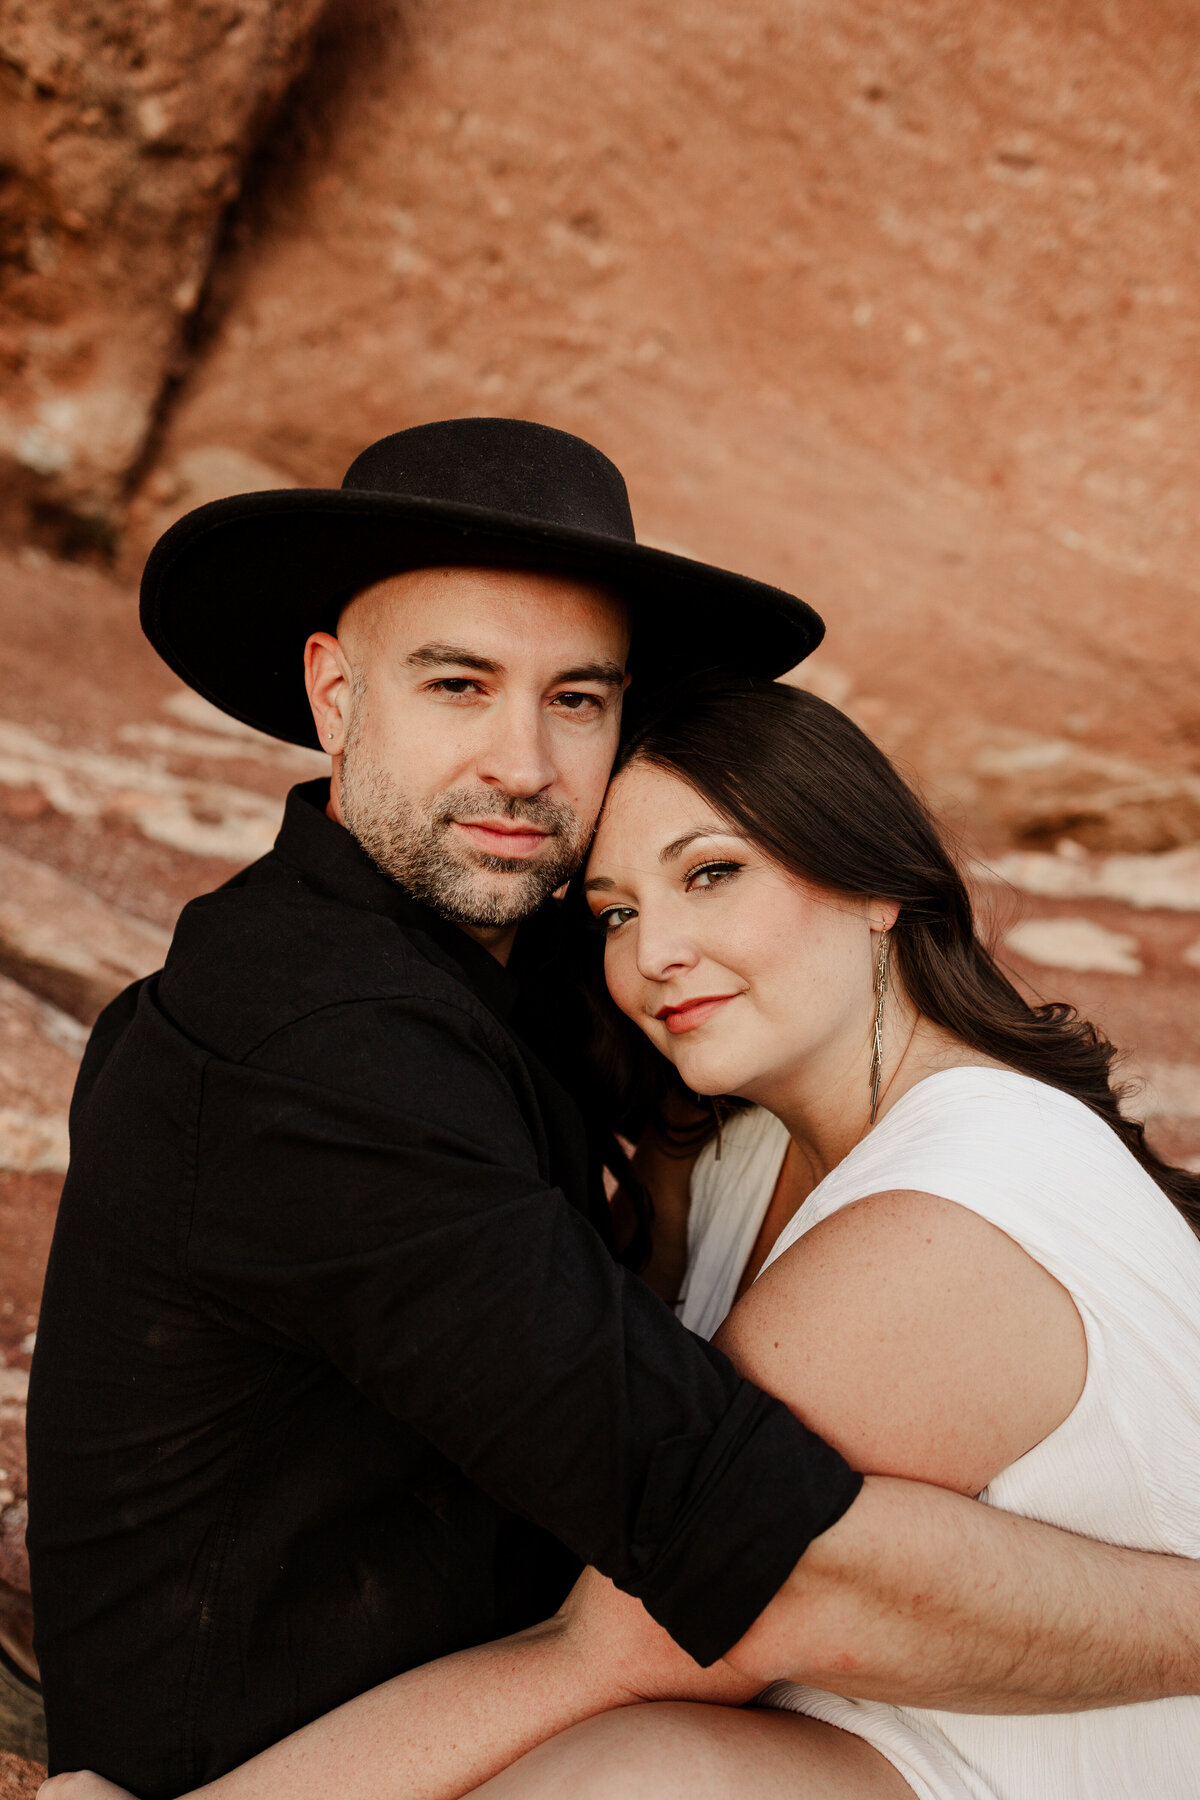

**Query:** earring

left=711, top=1096, right=725, bottom=1162
left=868, top=928, right=891, bottom=1126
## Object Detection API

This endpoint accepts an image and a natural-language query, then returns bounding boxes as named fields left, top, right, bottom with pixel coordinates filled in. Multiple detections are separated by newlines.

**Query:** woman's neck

left=732, top=1012, right=1004, bottom=1298
left=754, top=1006, right=993, bottom=1183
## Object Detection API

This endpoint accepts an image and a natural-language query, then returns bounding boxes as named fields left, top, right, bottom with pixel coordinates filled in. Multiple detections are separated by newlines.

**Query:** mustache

left=435, top=789, right=578, bottom=837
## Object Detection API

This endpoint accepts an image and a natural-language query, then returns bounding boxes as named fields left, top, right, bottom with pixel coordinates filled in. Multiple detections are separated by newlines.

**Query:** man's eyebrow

left=406, top=643, right=503, bottom=674
left=554, top=661, right=626, bottom=688
left=404, top=648, right=624, bottom=687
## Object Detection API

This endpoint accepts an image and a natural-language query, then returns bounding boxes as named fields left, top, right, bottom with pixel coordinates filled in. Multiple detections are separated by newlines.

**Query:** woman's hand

left=554, top=1566, right=760, bottom=1708
left=37, top=1776, right=137, bottom=1800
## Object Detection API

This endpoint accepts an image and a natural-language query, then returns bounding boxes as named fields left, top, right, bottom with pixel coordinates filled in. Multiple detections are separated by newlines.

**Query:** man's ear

left=305, top=632, right=352, bottom=753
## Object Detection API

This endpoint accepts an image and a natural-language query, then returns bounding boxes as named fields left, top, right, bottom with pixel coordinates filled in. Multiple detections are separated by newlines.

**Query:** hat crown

left=341, top=417, right=636, bottom=541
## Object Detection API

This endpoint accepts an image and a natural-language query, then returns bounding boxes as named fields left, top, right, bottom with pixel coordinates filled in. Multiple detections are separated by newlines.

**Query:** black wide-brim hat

left=140, top=417, right=825, bottom=748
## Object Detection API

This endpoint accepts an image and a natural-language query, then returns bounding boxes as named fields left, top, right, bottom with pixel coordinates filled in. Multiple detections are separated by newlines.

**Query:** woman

left=42, top=677, right=1200, bottom=1800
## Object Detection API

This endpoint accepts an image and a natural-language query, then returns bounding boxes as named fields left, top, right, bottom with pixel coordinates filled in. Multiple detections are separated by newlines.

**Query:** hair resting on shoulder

left=582, top=671, right=1200, bottom=1246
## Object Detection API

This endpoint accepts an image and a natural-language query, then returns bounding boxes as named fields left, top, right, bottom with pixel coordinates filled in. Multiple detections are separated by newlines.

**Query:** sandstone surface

left=0, top=841, right=171, bottom=1020
left=0, top=0, right=326, bottom=544
left=0, top=972, right=84, bottom=1174
left=116, top=0, right=1200, bottom=810
left=1003, top=915, right=1143, bottom=977
left=0, top=1750, right=41, bottom=1799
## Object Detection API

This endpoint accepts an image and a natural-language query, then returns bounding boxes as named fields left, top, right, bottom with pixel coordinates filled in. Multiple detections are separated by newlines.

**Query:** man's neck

left=458, top=920, right=518, bottom=966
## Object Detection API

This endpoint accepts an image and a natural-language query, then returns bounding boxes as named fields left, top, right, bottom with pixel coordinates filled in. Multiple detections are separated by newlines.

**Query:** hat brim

left=140, top=487, right=825, bottom=748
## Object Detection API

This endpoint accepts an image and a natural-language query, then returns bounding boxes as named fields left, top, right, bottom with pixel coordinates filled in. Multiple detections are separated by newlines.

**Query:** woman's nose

left=634, top=911, right=700, bottom=982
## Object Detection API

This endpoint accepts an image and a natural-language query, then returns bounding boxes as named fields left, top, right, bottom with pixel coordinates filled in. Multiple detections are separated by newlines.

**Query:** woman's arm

left=41, top=1187, right=1200, bottom=1800
left=42, top=1497, right=1200, bottom=1800
left=714, top=1185, right=1200, bottom=1705
left=37, top=1584, right=756, bottom=1800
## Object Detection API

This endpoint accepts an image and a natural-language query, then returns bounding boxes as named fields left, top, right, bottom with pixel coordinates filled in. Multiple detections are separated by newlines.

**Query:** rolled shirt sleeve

left=186, top=992, right=862, bottom=1664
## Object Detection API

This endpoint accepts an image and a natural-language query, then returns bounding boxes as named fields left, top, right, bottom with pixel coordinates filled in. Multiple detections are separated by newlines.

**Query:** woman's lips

left=655, top=994, right=739, bottom=1035
left=454, top=820, right=553, bottom=860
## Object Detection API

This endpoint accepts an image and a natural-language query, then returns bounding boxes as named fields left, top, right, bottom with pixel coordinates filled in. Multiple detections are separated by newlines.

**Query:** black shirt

left=26, top=782, right=860, bottom=1796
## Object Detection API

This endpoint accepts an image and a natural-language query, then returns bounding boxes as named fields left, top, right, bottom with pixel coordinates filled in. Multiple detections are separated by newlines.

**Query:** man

left=26, top=419, right=1200, bottom=1798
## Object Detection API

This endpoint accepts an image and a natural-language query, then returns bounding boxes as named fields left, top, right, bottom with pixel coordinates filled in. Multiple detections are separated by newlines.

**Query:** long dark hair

left=589, top=672, right=1200, bottom=1241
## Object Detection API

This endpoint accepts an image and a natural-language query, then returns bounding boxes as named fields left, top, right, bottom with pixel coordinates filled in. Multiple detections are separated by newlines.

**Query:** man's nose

left=475, top=699, right=557, bottom=797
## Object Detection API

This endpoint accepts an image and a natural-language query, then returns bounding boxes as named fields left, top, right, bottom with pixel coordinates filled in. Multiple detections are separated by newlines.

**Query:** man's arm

left=190, top=994, right=859, bottom=1661
left=37, top=1494, right=1200, bottom=1800
left=724, top=1473, right=1200, bottom=1709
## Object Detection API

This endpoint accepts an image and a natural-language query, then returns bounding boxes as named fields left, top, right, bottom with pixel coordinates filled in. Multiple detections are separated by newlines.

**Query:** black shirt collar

left=271, top=779, right=527, bottom=1022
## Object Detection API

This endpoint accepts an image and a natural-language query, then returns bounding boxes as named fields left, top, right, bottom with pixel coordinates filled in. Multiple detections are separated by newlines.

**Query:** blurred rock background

left=1, top=1, right=1198, bottom=1788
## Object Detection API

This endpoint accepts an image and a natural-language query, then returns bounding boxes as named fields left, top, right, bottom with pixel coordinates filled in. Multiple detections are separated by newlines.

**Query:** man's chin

left=431, top=859, right=566, bottom=930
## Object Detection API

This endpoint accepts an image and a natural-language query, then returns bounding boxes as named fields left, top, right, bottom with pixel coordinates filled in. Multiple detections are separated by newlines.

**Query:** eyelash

left=594, top=860, right=744, bottom=935
left=427, top=679, right=604, bottom=714
left=683, top=859, right=743, bottom=890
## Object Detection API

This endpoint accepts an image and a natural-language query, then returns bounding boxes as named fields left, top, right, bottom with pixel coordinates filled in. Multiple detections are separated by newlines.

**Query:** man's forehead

left=339, top=563, right=631, bottom=662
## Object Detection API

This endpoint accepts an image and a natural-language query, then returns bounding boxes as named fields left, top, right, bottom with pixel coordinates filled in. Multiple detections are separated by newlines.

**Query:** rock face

left=0, top=0, right=326, bottom=544
left=0, top=842, right=170, bottom=1020
left=0, top=973, right=84, bottom=1174
left=123, top=0, right=1200, bottom=784
left=0, top=1749, right=43, bottom=1799
left=2, top=0, right=1199, bottom=809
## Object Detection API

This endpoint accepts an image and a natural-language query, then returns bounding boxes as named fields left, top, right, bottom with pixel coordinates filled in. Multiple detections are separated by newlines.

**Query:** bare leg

left=467, top=1701, right=917, bottom=1799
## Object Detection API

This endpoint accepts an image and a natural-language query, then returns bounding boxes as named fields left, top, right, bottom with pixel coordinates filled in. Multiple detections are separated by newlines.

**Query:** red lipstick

left=655, top=994, right=739, bottom=1035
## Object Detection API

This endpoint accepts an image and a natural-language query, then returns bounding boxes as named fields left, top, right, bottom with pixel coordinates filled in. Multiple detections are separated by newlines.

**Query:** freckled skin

left=586, top=759, right=896, bottom=1148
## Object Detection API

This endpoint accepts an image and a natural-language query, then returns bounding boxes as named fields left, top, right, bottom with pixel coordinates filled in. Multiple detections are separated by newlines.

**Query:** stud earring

left=868, top=928, right=891, bottom=1126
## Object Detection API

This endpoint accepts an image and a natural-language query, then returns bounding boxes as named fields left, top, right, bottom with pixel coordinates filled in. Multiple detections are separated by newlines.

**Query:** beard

left=338, top=724, right=588, bottom=929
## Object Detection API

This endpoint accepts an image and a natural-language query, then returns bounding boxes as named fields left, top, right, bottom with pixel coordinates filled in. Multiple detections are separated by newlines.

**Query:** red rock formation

left=124, top=0, right=1200, bottom=788
left=0, top=0, right=326, bottom=543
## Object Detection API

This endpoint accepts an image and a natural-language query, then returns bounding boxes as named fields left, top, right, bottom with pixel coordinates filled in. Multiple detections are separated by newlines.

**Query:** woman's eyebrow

left=658, top=828, right=731, bottom=864
left=582, top=875, right=615, bottom=893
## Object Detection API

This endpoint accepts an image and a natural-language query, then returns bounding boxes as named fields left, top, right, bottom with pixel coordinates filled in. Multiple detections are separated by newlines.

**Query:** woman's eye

left=596, top=905, right=637, bottom=934
left=685, top=861, right=742, bottom=891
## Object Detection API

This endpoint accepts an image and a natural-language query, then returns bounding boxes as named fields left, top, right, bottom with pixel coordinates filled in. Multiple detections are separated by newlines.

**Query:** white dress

left=677, top=1068, right=1200, bottom=1800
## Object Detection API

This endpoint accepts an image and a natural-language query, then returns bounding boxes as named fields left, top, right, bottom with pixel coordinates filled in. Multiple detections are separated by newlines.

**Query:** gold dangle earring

left=710, top=1096, right=726, bottom=1162
left=868, top=928, right=891, bottom=1126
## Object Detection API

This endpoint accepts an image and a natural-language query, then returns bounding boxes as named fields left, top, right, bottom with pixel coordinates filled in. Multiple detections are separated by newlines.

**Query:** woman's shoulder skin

left=715, top=1181, right=1088, bottom=1498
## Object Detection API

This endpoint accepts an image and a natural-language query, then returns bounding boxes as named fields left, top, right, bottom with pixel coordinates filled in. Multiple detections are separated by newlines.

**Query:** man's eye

left=685, top=861, right=742, bottom=891
left=596, top=905, right=636, bottom=934
left=429, top=678, right=483, bottom=696
left=551, top=691, right=603, bottom=714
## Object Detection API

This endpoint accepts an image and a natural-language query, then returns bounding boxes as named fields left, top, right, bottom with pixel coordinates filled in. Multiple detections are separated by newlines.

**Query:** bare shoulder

left=714, top=1188, right=1087, bottom=1497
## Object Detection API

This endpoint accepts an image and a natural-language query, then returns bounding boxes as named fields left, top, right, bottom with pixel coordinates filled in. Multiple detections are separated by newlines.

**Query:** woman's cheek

left=604, top=939, right=641, bottom=1022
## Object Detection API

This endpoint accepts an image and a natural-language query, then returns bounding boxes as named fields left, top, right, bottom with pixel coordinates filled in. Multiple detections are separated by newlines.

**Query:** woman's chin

left=668, top=1051, right=748, bottom=1099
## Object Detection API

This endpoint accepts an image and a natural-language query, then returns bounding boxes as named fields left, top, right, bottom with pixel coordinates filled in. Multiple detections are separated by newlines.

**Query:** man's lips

left=655, top=994, right=740, bottom=1035
left=453, top=820, right=555, bottom=860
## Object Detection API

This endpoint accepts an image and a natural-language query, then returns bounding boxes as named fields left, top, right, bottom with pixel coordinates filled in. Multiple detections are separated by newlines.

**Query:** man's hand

left=38, top=1777, right=137, bottom=1800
